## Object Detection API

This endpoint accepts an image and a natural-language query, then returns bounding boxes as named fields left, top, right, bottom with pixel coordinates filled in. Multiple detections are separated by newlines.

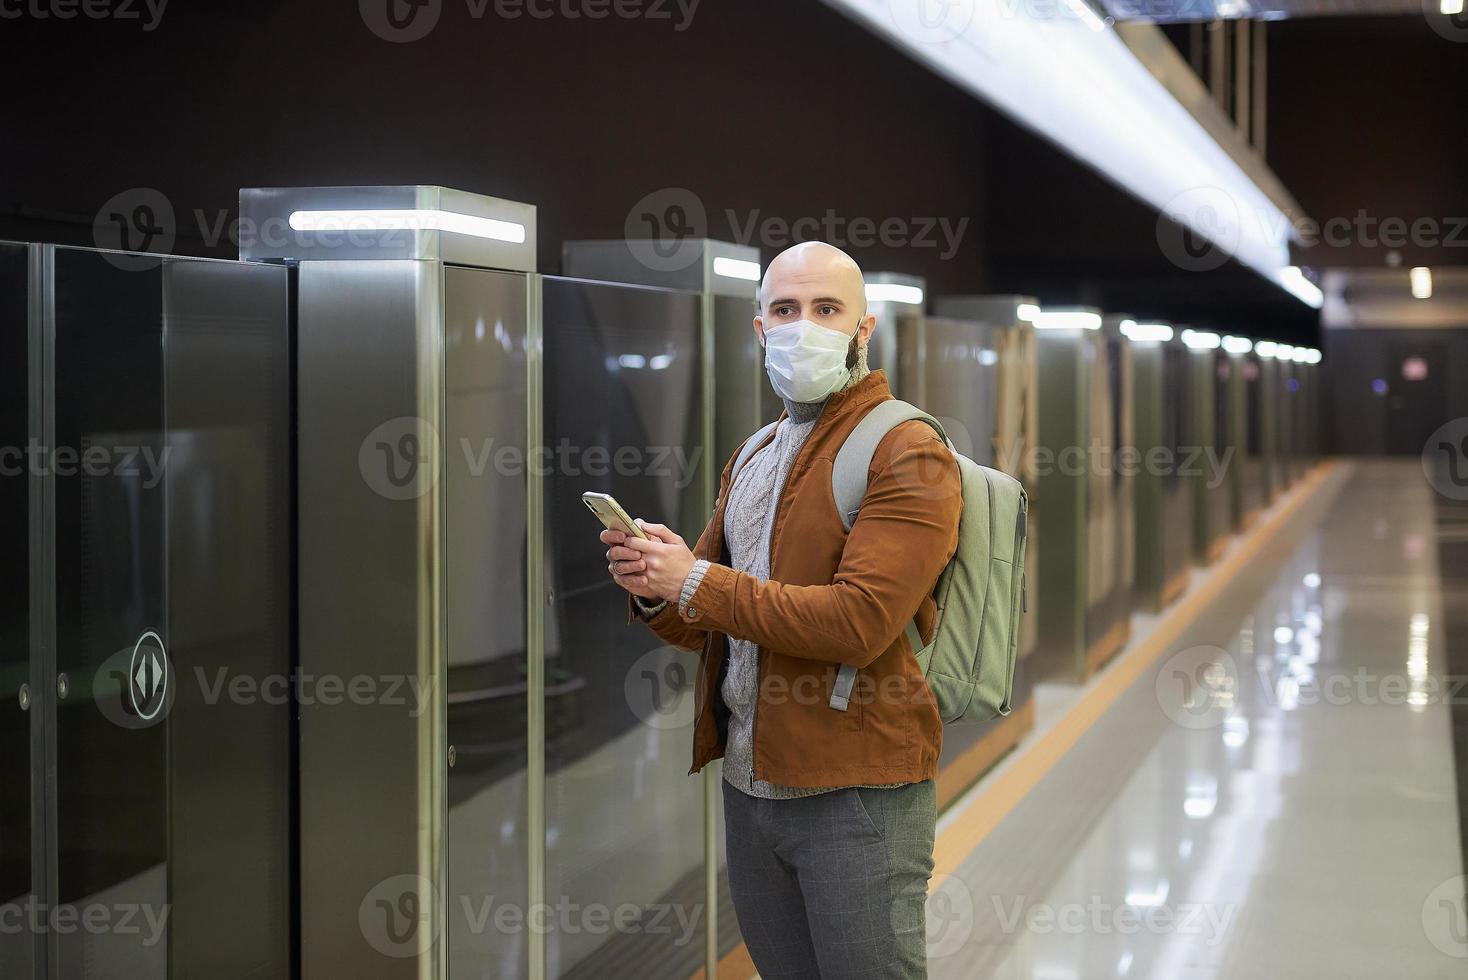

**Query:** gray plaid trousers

left=722, top=779, right=937, bottom=979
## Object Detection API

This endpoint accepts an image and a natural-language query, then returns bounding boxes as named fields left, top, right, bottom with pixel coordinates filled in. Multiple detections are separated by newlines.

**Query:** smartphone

left=582, top=492, right=649, bottom=539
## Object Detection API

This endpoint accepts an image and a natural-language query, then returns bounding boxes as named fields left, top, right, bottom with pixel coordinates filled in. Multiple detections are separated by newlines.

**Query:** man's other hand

left=601, top=526, right=661, bottom=600
left=619, top=521, right=697, bottom=604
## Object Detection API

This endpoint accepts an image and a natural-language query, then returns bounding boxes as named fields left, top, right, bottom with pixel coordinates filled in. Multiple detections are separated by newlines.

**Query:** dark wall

left=0, top=0, right=994, bottom=291
left=1269, top=17, right=1468, bottom=271
left=6, top=2, right=1458, bottom=346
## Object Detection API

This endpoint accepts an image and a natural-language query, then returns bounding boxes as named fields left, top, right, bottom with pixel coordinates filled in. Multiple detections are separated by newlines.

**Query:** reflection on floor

left=931, top=461, right=1466, bottom=979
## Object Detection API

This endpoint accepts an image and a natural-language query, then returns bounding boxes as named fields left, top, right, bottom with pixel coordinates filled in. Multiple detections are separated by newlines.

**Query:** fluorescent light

left=713, top=256, right=761, bottom=282
left=1275, top=344, right=1296, bottom=361
left=865, top=283, right=925, bottom=305
left=1121, top=321, right=1174, bottom=343
left=1444, top=0, right=1464, bottom=14
left=822, top=0, right=1308, bottom=305
left=1255, top=341, right=1279, bottom=358
left=1291, top=347, right=1310, bottom=363
left=288, top=208, right=527, bottom=244
left=1031, top=310, right=1103, bottom=330
left=1222, top=335, right=1253, bottom=354
left=1181, top=329, right=1221, bottom=350
left=1016, top=303, right=1042, bottom=323
left=1305, top=348, right=1322, bottom=364
left=1410, top=266, right=1432, bottom=300
left=1279, top=267, right=1324, bottom=309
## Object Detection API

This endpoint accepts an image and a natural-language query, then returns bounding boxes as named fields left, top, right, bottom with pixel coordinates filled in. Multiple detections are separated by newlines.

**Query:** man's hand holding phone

left=600, top=521, right=697, bottom=604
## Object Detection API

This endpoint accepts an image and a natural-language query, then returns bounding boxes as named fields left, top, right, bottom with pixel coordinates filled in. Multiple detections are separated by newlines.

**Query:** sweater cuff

left=679, top=560, right=712, bottom=616
left=633, top=595, right=669, bottom=619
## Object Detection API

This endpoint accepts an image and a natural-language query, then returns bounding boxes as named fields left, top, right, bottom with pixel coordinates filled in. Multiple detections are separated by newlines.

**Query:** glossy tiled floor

left=930, top=461, right=1466, bottom=979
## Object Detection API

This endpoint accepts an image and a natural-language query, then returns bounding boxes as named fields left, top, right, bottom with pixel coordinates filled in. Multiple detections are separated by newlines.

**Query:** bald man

left=602, top=242, right=962, bottom=978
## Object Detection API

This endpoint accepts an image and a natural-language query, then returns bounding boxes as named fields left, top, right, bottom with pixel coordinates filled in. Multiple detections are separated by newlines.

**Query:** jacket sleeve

left=624, top=441, right=740, bottom=652
left=675, top=423, right=961, bottom=668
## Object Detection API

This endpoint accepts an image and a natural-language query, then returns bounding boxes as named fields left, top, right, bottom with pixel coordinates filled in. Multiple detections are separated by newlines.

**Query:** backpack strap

left=730, top=420, right=780, bottom=488
left=831, top=400, right=950, bottom=532
left=828, top=400, right=953, bottom=711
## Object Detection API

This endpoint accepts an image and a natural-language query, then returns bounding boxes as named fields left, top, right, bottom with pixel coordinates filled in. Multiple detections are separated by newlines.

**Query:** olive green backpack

left=741, top=400, right=1028, bottom=725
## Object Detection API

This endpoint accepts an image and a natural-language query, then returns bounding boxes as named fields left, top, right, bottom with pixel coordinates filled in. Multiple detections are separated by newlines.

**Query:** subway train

left=2, top=185, right=1324, bottom=980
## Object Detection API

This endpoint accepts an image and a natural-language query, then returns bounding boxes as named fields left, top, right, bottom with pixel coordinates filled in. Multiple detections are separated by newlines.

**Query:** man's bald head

left=754, top=241, right=875, bottom=351
left=758, top=242, right=867, bottom=316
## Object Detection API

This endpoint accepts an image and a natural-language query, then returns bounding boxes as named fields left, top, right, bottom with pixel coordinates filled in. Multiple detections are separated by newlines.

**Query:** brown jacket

left=632, top=371, right=963, bottom=788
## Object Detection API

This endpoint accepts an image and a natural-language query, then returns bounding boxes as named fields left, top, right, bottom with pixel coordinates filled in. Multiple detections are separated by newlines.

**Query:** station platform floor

left=917, top=460, right=1466, bottom=979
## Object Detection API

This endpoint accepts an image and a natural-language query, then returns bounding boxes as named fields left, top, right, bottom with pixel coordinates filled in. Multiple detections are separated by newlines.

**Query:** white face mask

left=761, top=318, right=857, bottom=403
